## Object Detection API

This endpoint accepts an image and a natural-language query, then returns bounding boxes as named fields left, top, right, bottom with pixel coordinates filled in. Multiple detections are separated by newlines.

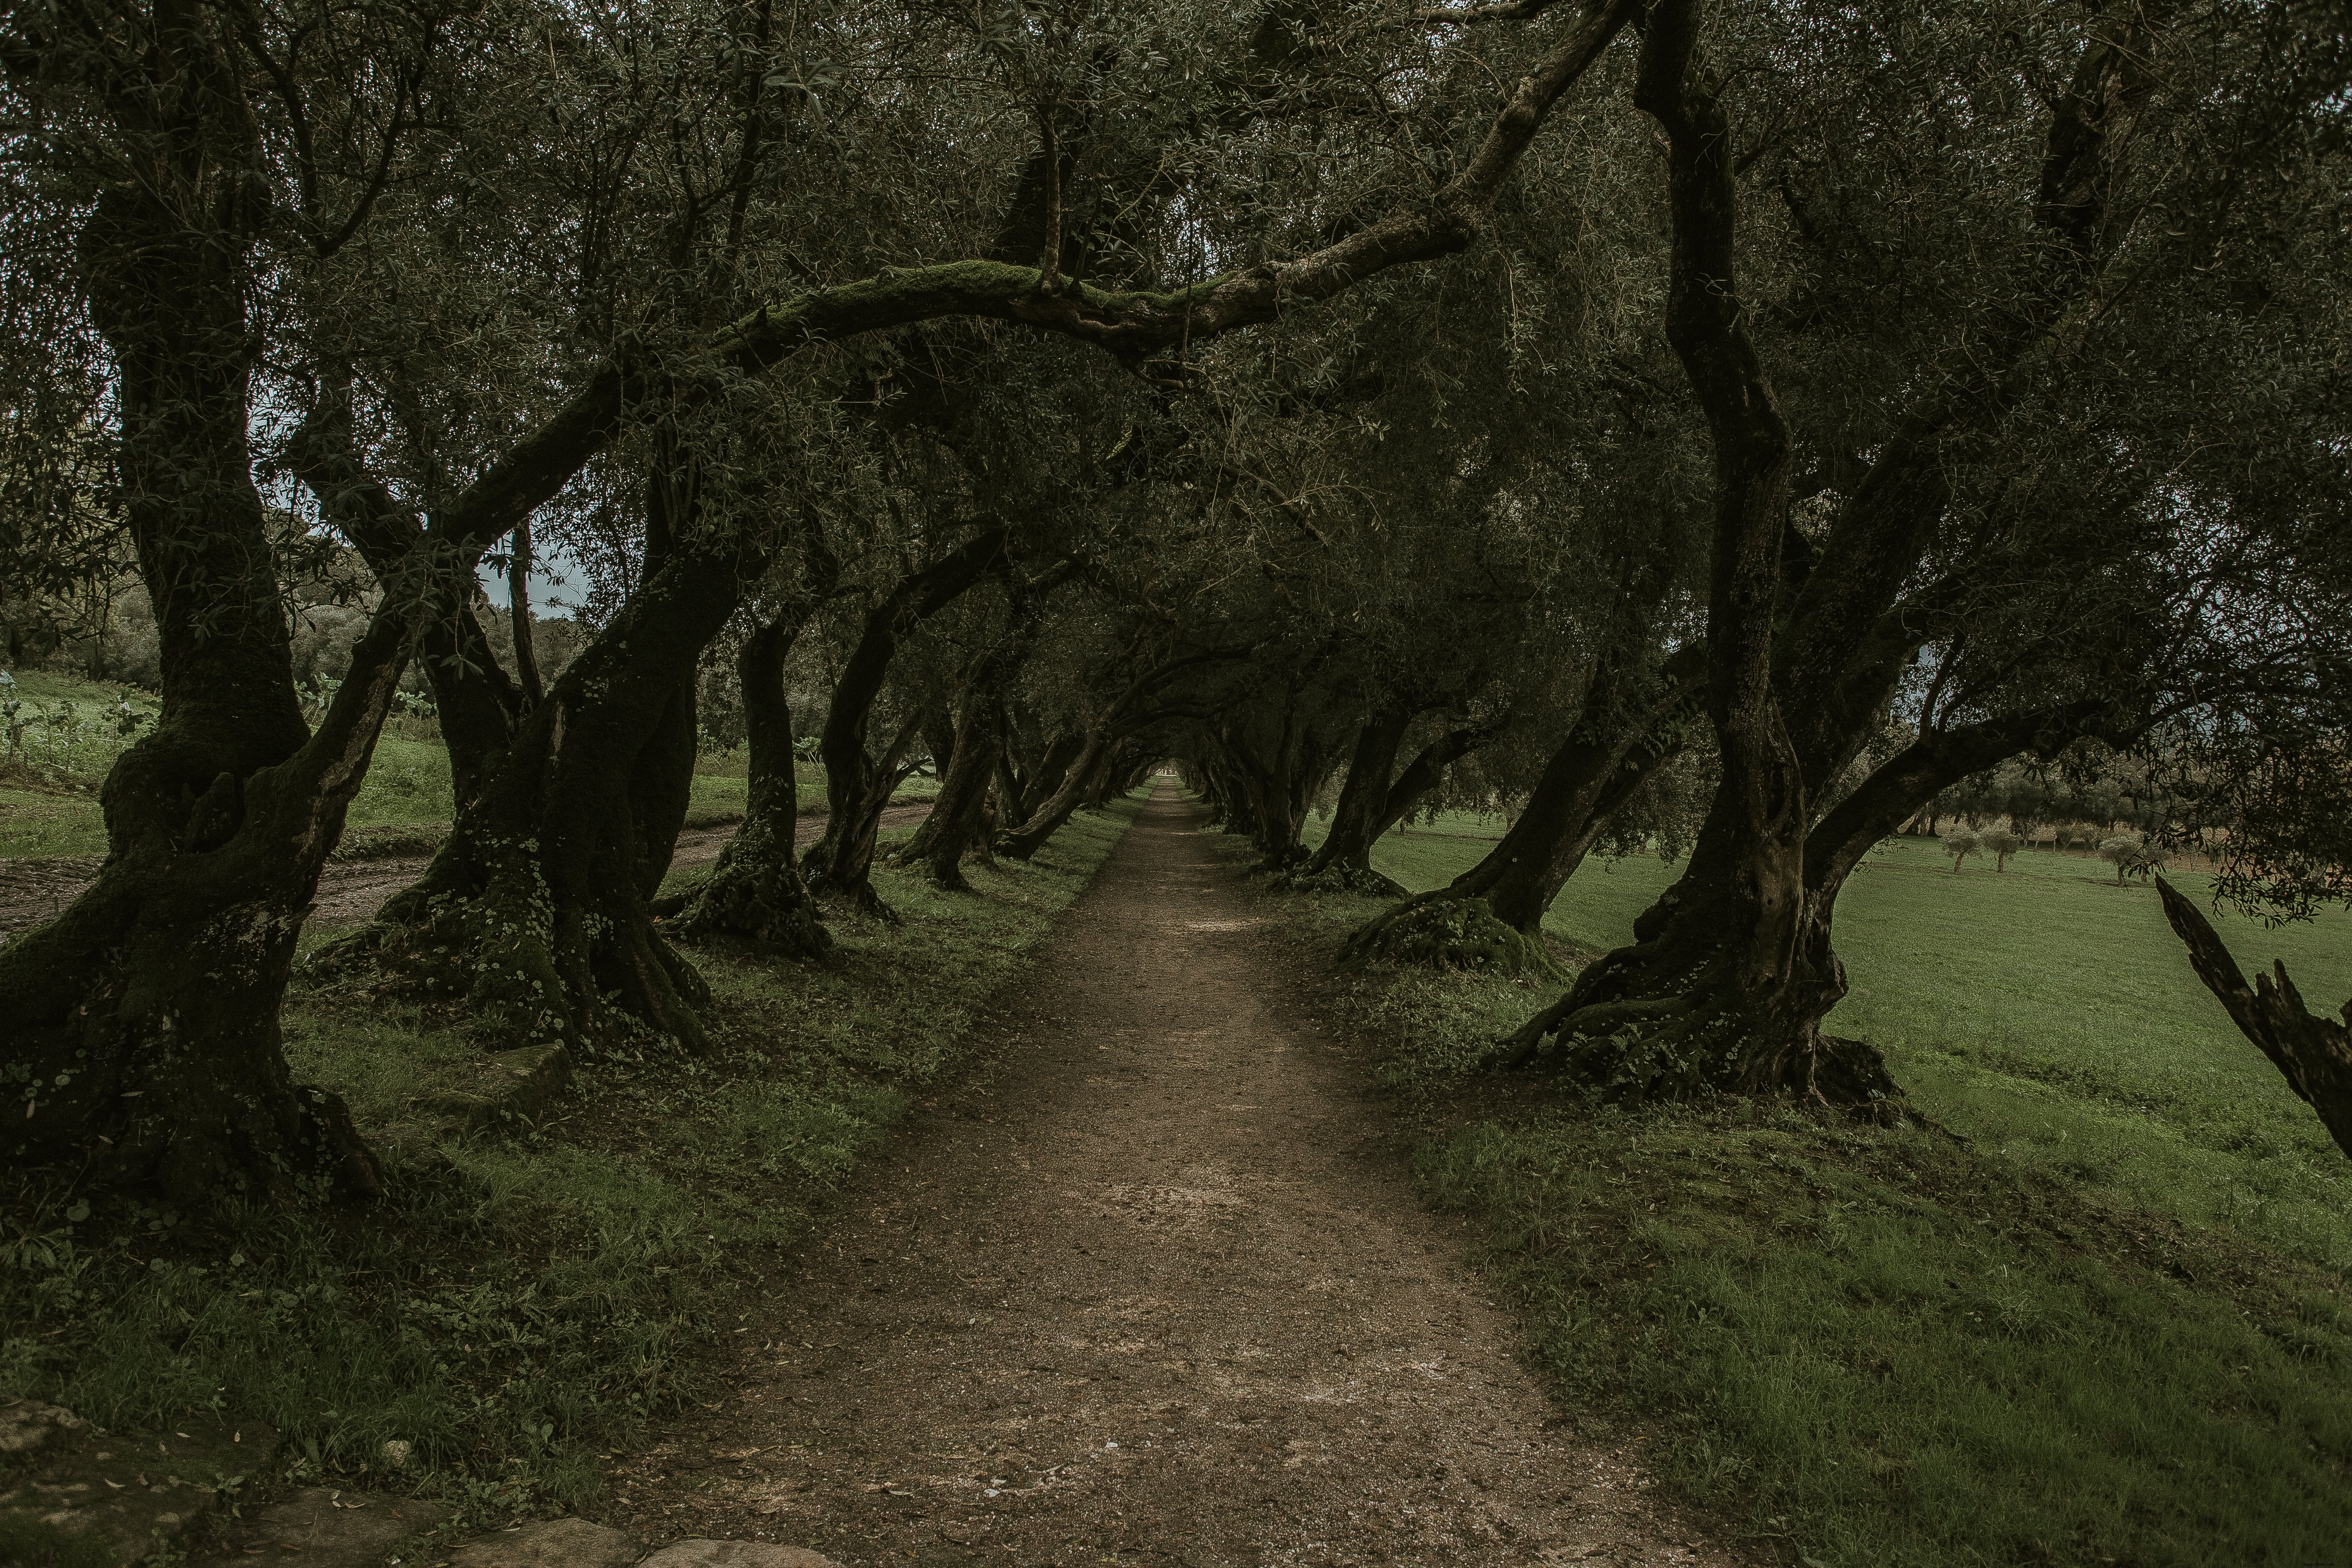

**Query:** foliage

left=1940, top=831, right=1983, bottom=873
left=1978, top=827, right=2024, bottom=872
left=1341, top=895, right=1564, bottom=979
left=2098, top=836, right=2165, bottom=886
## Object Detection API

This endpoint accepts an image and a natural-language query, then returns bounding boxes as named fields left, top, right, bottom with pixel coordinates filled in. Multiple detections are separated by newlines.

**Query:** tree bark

left=998, top=730, right=1115, bottom=861
left=897, top=576, right=1062, bottom=887
left=673, top=613, right=830, bottom=955
left=1306, top=713, right=1411, bottom=874
left=1370, top=715, right=1507, bottom=844
left=0, top=19, right=416, bottom=1202
left=802, top=531, right=1010, bottom=913
left=1014, top=729, right=1088, bottom=822
left=2157, top=877, right=2352, bottom=1162
left=508, top=519, right=545, bottom=706
left=1488, top=2, right=2150, bottom=1106
left=334, top=514, right=766, bottom=1056
left=1447, top=645, right=1704, bottom=931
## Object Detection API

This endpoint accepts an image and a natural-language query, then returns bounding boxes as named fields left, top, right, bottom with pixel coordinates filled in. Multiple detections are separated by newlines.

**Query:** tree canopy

left=3, top=0, right=2348, bottom=1198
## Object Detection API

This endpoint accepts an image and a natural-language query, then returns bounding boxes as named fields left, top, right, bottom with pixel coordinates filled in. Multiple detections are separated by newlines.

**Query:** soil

left=0, top=805, right=931, bottom=935
left=606, top=782, right=1739, bottom=1568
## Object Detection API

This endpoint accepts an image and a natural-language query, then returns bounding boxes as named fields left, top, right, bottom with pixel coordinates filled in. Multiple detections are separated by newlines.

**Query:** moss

left=1342, top=894, right=1563, bottom=980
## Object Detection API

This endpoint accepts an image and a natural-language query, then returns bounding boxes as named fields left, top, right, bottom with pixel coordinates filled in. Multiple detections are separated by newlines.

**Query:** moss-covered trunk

left=0, top=46, right=412, bottom=1202
left=675, top=614, right=830, bottom=955
left=345, top=518, right=762, bottom=1054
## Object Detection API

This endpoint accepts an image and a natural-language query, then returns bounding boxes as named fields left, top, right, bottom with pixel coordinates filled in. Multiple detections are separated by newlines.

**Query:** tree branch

left=2157, top=876, right=2352, bottom=1161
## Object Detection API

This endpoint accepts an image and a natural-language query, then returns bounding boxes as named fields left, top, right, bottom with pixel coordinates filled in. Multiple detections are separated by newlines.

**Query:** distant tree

left=1980, top=827, right=2025, bottom=872
left=2097, top=836, right=2165, bottom=885
left=1942, top=830, right=1984, bottom=873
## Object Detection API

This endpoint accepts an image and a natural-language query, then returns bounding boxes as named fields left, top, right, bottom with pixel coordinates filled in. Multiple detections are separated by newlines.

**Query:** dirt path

left=608, top=782, right=1737, bottom=1568
left=0, top=804, right=930, bottom=934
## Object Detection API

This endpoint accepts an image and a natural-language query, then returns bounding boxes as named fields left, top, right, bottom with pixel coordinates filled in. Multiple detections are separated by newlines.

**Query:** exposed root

left=1493, top=989, right=1908, bottom=1121
left=1265, top=862, right=1409, bottom=899
left=1340, top=895, right=1562, bottom=980
left=671, top=854, right=833, bottom=960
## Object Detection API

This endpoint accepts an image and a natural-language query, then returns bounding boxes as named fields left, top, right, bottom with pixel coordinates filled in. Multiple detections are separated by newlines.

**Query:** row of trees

left=3, top=0, right=2347, bottom=1200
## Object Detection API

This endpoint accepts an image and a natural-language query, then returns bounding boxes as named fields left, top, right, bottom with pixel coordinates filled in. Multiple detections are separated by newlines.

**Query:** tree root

left=1266, top=862, right=1409, bottom=898
left=1340, top=895, right=1563, bottom=980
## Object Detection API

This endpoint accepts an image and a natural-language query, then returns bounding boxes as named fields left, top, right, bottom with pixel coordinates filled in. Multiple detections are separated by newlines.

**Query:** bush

left=1941, top=829, right=1984, bottom=872
left=1980, top=826, right=2025, bottom=871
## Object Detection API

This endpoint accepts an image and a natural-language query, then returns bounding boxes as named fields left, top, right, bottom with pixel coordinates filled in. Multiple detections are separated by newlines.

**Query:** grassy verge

left=0, top=795, right=1143, bottom=1534
left=1260, top=816, right=2352, bottom=1567
left=0, top=672, right=903, bottom=859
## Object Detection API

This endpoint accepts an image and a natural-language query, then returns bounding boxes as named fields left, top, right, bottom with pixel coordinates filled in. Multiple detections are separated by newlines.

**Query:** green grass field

left=1278, top=811, right=2352, bottom=1568
left=1351, top=816, right=2352, bottom=1267
left=0, top=671, right=881, bottom=858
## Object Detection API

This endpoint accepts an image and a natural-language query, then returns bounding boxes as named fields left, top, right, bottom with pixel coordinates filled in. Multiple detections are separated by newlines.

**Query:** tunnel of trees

left=3, top=0, right=2349, bottom=1204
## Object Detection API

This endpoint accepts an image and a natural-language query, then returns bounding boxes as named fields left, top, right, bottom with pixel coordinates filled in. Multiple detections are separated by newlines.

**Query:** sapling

left=1980, top=827, right=2025, bottom=871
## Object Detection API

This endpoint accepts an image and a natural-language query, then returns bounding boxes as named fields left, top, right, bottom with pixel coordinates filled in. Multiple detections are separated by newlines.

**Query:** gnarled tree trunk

left=1488, top=1, right=2146, bottom=1107
left=801, top=530, right=1009, bottom=914
left=897, top=576, right=1061, bottom=888
left=1305, top=712, right=1410, bottom=876
left=2159, top=877, right=2352, bottom=1161
left=0, top=35, right=415, bottom=1203
left=674, top=612, right=830, bottom=955
left=336, top=488, right=766, bottom=1056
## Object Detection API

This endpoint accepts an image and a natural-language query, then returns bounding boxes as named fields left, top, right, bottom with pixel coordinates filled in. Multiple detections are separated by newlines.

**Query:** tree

left=1979, top=827, right=2024, bottom=872
left=2098, top=836, right=2162, bottom=887
left=1490, top=0, right=2352, bottom=1102
left=1943, top=830, right=1984, bottom=874
left=2158, top=878, right=2352, bottom=1163
left=3, top=0, right=1651, bottom=1197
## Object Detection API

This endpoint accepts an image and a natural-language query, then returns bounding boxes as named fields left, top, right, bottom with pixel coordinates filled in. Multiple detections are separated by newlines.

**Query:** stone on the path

left=446, top=1516, right=640, bottom=1568
left=0, top=1398, right=86, bottom=1455
left=0, top=1407, right=273, bottom=1567
left=640, top=1542, right=843, bottom=1568
left=232, top=1488, right=447, bottom=1566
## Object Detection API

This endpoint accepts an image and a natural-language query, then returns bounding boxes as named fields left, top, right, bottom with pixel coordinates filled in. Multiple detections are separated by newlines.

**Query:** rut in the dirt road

left=610, top=783, right=1737, bottom=1568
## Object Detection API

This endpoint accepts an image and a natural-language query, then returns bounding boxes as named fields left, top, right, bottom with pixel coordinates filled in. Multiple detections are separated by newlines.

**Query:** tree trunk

left=897, top=581, right=1060, bottom=887
left=0, top=39, right=402, bottom=1203
left=337, top=511, right=763, bottom=1055
left=920, top=706, right=958, bottom=789
left=801, top=531, right=1009, bottom=913
left=1485, top=4, right=2145, bottom=1104
left=1306, top=713, right=1409, bottom=874
left=508, top=519, right=545, bottom=706
left=998, top=730, right=1112, bottom=860
left=1014, top=729, right=1087, bottom=823
left=673, top=614, right=830, bottom=956
left=907, top=699, right=1011, bottom=889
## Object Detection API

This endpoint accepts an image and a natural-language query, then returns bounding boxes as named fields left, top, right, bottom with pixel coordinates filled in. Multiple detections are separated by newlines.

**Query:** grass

left=0, top=793, right=1143, bottom=1538
left=0, top=669, right=876, bottom=857
left=1265, top=811, right=2352, bottom=1567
